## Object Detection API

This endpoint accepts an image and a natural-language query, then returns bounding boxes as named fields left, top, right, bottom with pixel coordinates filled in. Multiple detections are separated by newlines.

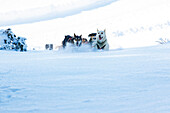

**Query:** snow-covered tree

left=0, top=28, right=27, bottom=51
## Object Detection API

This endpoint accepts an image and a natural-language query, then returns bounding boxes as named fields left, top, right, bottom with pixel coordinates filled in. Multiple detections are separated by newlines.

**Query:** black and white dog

left=94, top=29, right=109, bottom=50
left=62, top=33, right=82, bottom=49
left=73, top=33, right=82, bottom=47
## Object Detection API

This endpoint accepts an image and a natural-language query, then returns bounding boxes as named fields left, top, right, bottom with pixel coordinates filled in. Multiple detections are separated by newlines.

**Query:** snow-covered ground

left=1, top=0, right=170, bottom=113
left=1, top=44, right=170, bottom=113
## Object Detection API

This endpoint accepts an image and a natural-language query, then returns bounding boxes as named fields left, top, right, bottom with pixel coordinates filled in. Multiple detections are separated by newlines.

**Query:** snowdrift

left=1, top=44, right=170, bottom=113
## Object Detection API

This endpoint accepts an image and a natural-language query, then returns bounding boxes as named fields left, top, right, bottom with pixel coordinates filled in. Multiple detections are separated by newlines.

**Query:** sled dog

left=88, top=33, right=97, bottom=48
left=73, top=33, right=82, bottom=47
left=95, top=29, right=109, bottom=50
left=62, top=35, right=74, bottom=48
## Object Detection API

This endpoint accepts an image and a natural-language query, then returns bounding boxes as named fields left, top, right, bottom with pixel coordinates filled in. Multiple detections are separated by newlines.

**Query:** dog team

left=61, top=29, right=109, bottom=51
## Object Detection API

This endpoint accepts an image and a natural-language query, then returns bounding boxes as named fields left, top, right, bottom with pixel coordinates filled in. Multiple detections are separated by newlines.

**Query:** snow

left=1, top=44, right=170, bottom=113
left=1, top=0, right=170, bottom=50
left=0, top=0, right=116, bottom=26
left=1, top=0, right=170, bottom=112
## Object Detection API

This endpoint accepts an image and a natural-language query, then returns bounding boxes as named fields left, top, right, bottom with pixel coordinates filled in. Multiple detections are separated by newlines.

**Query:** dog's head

left=90, top=36, right=97, bottom=42
left=73, top=33, right=82, bottom=47
left=82, top=38, right=88, bottom=44
left=88, top=33, right=97, bottom=43
left=96, top=29, right=106, bottom=43
left=65, top=35, right=73, bottom=43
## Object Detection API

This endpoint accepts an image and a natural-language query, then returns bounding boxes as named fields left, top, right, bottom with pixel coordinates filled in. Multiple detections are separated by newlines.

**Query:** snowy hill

left=0, top=0, right=170, bottom=50
left=0, top=0, right=116, bottom=26
left=1, top=44, right=170, bottom=113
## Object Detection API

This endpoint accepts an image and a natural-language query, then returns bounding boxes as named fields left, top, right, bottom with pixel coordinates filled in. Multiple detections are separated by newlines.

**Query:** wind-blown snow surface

left=1, top=44, right=170, bottom=113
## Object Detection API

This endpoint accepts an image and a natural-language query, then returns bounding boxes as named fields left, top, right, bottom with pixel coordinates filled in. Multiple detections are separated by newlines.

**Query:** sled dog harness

left=97, top=39, right=107, bottom=50
left=97, top=44, right=106, bottom=50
